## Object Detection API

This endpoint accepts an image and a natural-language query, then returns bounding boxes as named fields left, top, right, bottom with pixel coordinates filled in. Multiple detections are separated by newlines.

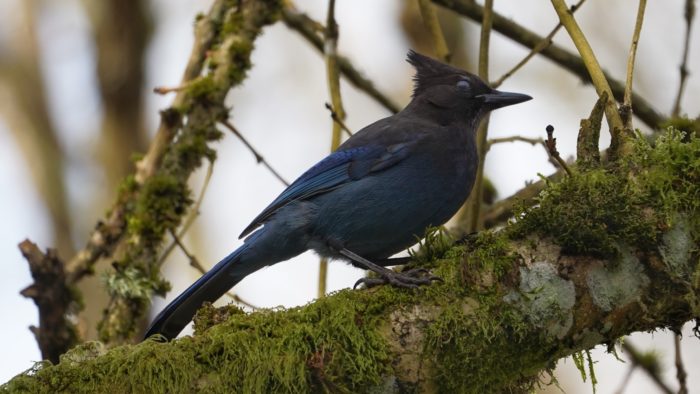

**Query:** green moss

left=4, top=287, right=420, bottom=393
left=508, top=169, right=657, bottom=257
left=508, top=129, right=700, bottom=258
left=184, top=75, right=220, bottom=104
left=127, top=174, right=191, bottom=247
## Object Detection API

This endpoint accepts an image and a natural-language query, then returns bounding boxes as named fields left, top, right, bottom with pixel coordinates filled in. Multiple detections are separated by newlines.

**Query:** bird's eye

left=456, top=80, right=470, bottom=90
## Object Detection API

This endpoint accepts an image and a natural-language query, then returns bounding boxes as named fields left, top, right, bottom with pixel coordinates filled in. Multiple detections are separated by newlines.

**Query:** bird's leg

left=374, top=256, right=411, bottom=267
left=338, top=248, right=441, bottom=289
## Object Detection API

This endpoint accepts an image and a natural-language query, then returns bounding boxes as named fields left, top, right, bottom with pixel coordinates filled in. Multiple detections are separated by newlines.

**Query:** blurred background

left=0, top=0, right=698, bottom=391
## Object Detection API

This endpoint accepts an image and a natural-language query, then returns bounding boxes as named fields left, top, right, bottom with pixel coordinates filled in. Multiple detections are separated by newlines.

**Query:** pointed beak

left=478, top=89, right=532, bottom=109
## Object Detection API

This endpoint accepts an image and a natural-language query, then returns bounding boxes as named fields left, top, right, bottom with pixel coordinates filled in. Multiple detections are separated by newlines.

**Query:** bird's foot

left=354, top=267, right=442, bottom=289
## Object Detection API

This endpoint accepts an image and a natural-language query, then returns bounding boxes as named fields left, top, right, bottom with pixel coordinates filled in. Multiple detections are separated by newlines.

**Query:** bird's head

left=406, top=50, right=531, bottom=125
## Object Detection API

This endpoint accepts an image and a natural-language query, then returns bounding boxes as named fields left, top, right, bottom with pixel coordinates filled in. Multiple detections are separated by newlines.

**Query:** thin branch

left=486, top=135, right=545, bottom=150
left=545, top=125, right=573, bottom=176
left=324, top=103, right=353, bottom=137
left=465, top=0, right=494, bottom=233
left=417, top=0, right=451, bottom=62
left=157, top=159, right=214, bottom=268
left=622, top=0, right=647, bottom=129
left=318, top=0, right=345, bottom=298
left=674, top=333, right=688, bottom=394
left=550, top=0, right=625, bottom=136
left=672, top=0, right=696, bottom=117
left=169, top=229, right=257, bottom=310
left=281, top=6, right=401, bottom=114
left=431, top=0, right=667, bottom=130
left=169, top=229, right=205, bottom=273
left=492, top=0, right=586, bottom=88
left=220, top=120, right=290, bottom=187
left=613, top=365, right=636, bottom=394
left=153, top=85, right=188, bottom=95
left=621, top=342, right=674, bottom=394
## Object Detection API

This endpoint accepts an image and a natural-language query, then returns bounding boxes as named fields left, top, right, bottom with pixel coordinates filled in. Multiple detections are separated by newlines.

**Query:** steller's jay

left=145, top=50, right=531, bottom=340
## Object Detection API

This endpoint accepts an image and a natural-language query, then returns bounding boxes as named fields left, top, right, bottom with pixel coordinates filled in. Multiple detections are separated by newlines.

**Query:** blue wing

left=238, top=142, right=414, bottom=238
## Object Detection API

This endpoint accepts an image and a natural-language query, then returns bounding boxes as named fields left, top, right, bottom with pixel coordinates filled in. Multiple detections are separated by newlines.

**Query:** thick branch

left=18, top=240, right=78, bottom=364
left=6, top=130, right=699, bottom=392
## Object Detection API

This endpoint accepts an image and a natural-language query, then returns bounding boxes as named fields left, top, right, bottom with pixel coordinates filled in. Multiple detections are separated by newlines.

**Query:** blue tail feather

left=144, top=243, right=252, bottom=340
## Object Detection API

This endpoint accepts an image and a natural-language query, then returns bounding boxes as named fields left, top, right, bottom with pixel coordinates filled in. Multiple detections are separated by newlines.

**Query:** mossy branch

left=5, top=130, right=700, bottom=393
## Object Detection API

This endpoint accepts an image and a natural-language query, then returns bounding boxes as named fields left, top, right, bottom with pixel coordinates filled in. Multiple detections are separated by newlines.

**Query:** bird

left=145, top=50, right=531, bottom=340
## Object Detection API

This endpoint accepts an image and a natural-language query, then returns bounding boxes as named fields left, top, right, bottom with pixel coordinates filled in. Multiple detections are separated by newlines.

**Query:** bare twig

left=281, top=7, right=401, bottom=114
left=417, top=0, right=451, bottom=62
left=324, top=103, right=353, bottom=137
left=492, top=0, right=586, bottom=88
left=464, top=0, right=494, bottom=233
left=169, top=230, right=257, bottom=310
left=486, top=135, right=545, bottom=151
left=622, top=0, right=647, bottom=129
left=220, top=120, right=290, bottom=187
left=153, top=85, right=188, bottom=95
left=674, top=333, right=689, bottom=394
left=621, top=341, right=674, bottom=394
left=613, top=365, right=636, bottom=394
left=545, top=125, right=573, bottom=176
left=672, top=0, right=696, bottom=117
left=169, top=229, right=205, bottom=273
left=157, top=160, right=214, bottom=267
left=431, top=0, right=667, bottom=129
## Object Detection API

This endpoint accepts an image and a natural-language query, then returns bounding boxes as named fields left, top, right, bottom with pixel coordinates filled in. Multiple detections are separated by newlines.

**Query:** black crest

left=406, top=50, right=475, bottom=97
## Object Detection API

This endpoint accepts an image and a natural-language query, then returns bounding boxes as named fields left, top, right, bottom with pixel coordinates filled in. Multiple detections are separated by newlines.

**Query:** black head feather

left=406, top=50, right=477, bottom=97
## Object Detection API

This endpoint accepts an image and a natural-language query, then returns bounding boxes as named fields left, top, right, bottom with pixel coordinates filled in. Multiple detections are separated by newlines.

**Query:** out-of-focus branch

left=18, top=240, right=78, bottom=364
left=674, top=333, right=689, bottom=394
left=492, top=0, right=586, bottom=88
left=0, top=0, right=74, bottom=257
left=621, top=342, right=674, bottom=394
left=281, top=7, right=401, bottom=114
left=84, top=0, right=151, bottom=195
left=432, top=0, right=667, bottom=130
left=672, top=0, right=696, bottom=117
left=417, top=0, right=451, bottom=62
left=64, top=0, right=225, bottom=285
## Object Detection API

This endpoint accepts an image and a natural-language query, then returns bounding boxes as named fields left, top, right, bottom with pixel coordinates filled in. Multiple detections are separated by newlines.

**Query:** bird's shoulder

left=338, top=113, right=438, bottom=151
